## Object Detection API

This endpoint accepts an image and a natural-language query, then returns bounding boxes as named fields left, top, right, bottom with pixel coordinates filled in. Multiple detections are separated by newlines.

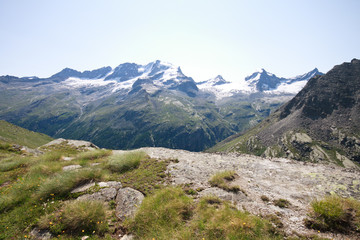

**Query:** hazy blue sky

left=0, top=0, right=359, bottom=82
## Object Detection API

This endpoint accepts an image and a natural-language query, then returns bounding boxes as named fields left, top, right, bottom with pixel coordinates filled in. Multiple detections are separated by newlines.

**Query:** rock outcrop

left=42, top=138, right=99, bottom=150
left=72, top=182, right=143, bottom=222
left=134, top=147, right=360, bottom=238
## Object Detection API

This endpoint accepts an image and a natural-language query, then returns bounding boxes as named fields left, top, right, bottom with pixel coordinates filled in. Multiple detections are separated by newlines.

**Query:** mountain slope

left=0, top=61, right=236, bottom=151
left=0, top=120, right=53, bottom=148
left=209, top=59, right=360, bottom=167
left=198, top=68, right=323, bottom=100
left=245, top=68, right=322, bottom=92
left=0, top=60, right=321, bottom=151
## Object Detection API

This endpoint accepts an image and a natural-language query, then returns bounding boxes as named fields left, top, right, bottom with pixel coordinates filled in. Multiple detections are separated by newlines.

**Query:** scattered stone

left=98, top=181, right=122, bottom=189
left=20, top=145, right=43, bottom=155
left=115, top=187, right=144, bottom=221
left=62, top=164, right=82, bottom=171
left=81, top=236, right=89, bottom=240
left=71, top=182, right=95, bottom=193
left=120, top=234, right=134, bottom=240
left=62, top=156, right=73, bottom=161
left=30, top=227, right=52, bottom=240
left=90, top=162, right=100, bottom=166
left=77, top=187, right=117, bottom=202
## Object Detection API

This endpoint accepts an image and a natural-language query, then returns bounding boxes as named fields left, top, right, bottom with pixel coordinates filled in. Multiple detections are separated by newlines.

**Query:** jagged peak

left=51, top=67, right=81, bottom=78
left=215, top=75, right=225, bottom=80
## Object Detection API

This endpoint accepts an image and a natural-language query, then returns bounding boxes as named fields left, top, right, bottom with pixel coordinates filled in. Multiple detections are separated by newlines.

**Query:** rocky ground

left=115, top=147, right=360, bottom=240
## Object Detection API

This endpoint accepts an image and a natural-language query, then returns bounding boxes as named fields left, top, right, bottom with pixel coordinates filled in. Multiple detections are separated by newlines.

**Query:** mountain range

left=210, top=59, right=360, bottom=167
left=0, top=60, right=321, bottom=151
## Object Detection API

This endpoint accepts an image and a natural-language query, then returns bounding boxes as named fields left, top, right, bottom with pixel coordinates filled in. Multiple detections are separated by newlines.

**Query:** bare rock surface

left=42, top=138, right=99, bottom=150
left=115, top=187, right=144, bottom=221
left=198, top=187, right=248, bottom=202
left=114, top=147, right=360, bottom=239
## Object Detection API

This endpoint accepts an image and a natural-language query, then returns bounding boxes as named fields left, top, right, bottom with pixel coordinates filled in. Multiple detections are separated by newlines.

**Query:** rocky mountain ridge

left=210, top=59, right=360, bottom=167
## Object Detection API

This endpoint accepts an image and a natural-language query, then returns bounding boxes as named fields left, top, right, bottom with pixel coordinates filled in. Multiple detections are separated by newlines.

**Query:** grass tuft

left=273, top=199, right=291, bottom=208
left=126, top=187, right=193, bottom=239
left=106, top=151, right=146, bottom=173
left=38, top=200, right=108, bottom=235
left=209, top=170, right=244, bottom=193
left=74, top=149, right=112, bottom=162
left=0, top=156, right=29, bottom=172
left=305, top=195, right=360, bottom=233
left=35, top=168, right=104, bottom=201
left=193, top=197, right=279, bottom=239
left=39, top=151, right=63, bottom=162
left=261, top=195, right=270, bottom=202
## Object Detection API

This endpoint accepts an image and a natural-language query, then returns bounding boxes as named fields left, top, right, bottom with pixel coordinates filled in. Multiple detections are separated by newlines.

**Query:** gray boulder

left=120, top=234, right=134, bottom=240
left=30, top=228, right=52, bottom=240
left=115, top=187, right=144, bottom=221
left=77, top=187, right=117, bottom=202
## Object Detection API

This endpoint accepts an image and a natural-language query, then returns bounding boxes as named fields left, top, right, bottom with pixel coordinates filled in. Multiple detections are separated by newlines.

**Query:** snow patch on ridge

left=63, top=77, right=117, bottom=87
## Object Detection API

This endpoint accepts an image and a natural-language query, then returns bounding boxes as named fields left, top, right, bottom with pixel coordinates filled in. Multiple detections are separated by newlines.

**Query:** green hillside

left=0, top=120, right=53, bottom=148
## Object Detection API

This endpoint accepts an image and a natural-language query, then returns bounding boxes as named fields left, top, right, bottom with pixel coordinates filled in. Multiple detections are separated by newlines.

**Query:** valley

left=0, top=60, right=320, bottom=151
left=1, top=59, right=360, bottom=239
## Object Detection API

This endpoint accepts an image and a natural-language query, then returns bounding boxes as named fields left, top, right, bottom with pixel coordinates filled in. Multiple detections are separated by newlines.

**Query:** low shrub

left=305, top=195, right=360, bottom=233
left=38, top=200, right=108, bottom=235
left=274, top=199, right=290, bottom=208
left=265, top=214, right=284, bottom=228
left=106, top=151, right=145, bottom=173
left=261, top=195, right=270, bottom=202
left=201, top=195, right=222, bottom=205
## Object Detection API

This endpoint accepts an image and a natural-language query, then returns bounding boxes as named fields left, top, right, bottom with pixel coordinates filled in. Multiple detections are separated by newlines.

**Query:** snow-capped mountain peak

left=197, top=75, right=230, bottom=87
left=49, top=61, right=322, bottom=100
left=244, top=68, right=323, bottom=92
left=287, top=68, right=320, bottom=83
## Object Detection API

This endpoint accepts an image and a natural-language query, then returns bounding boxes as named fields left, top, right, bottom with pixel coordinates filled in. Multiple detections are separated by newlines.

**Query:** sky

left=0, top=0, right=359, bottom=82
